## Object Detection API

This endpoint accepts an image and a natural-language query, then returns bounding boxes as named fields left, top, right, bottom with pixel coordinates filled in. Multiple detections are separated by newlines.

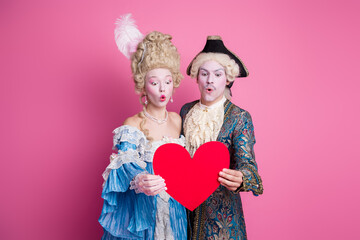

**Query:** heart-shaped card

left=153, top=141, right=229, bottom=211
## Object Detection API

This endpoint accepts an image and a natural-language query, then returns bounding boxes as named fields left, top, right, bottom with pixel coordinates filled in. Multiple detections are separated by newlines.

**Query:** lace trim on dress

left=129, top=172, right=149, bottom=193
left=112, top=125, right=147, bottom=150
left=102, top=126, right=148, bottom=187
left=102, top=149, right=147, bottom=187
left=142, top=135, right=186, bottom=162
left=155, top=191, right=174, bottom=240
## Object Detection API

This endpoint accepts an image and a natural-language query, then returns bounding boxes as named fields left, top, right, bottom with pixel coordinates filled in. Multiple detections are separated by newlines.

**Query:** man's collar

left=199, top=96, right=227, bottom=110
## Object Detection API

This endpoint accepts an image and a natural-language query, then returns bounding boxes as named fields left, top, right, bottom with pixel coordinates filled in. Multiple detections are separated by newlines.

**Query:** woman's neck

left=145, top=104, right=167, bottom=120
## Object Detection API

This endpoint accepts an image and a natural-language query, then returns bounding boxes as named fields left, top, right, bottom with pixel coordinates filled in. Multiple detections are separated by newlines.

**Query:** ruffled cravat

left=184, top=97, right=226, bottom=157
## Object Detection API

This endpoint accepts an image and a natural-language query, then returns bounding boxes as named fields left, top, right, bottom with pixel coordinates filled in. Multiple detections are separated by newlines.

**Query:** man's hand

left=218, top=168, right=243, bottom=191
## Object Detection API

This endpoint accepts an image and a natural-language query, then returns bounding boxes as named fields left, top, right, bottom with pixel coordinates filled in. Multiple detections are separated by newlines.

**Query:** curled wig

left=189, top=53, right=240, bottom=82
left=131, top=31, right=183, bottom=93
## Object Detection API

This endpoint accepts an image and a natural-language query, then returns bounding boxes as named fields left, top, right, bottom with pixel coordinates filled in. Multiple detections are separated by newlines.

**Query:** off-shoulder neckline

left=117, top=125, right=184, bottom=143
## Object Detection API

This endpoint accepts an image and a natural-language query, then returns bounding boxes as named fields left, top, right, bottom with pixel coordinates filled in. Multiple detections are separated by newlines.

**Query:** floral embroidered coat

left=180, top=100, right=263, bottom=240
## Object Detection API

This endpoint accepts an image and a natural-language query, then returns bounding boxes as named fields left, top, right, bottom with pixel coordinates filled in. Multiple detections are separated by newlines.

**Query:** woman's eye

left=201, top=72, right=208, bottom=76
left=166, top=79, right=172, bottom=84
left=151, top=82, right=158, bottom=86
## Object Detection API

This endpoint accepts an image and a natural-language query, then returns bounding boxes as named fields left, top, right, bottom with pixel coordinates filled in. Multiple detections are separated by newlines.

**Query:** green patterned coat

left=180, top=100, right=263, bottom=240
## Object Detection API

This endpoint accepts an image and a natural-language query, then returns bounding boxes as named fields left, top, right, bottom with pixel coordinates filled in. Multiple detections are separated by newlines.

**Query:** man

left=180, top=36, right=263, bottom=240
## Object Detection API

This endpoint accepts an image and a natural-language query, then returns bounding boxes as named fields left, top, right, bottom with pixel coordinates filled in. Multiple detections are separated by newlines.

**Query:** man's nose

left=206, top=74, right=214, bottom=84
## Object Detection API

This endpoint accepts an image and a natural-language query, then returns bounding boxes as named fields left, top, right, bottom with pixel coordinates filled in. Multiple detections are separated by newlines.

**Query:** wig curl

left=131, top=31, right=183, bottom=93
left=189, top=53, right=240, bottom=82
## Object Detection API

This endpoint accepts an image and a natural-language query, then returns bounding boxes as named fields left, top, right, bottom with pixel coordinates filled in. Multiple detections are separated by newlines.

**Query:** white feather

left=114, top=13, right=143, bottom=59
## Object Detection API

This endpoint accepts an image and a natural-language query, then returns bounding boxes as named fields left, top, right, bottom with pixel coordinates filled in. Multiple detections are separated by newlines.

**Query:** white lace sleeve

left=129, top=172, right=148, bottom=193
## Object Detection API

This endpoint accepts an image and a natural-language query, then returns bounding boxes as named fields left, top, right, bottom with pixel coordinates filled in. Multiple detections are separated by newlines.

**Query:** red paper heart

left=153, top=141, right=229, bottom=211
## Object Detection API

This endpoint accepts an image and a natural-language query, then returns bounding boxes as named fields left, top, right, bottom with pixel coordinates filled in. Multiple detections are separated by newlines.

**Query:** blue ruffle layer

left=99, top=164, right=155, bottom=239
left=99, top=126, right=187, bottom=239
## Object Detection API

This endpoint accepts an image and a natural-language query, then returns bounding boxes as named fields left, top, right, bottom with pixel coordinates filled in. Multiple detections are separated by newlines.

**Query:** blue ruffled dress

left=99, top=125, right=187, bottom=240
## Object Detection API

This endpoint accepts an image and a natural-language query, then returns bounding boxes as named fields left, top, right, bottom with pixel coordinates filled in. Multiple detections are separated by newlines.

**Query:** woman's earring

left=170, top=96, right=173, bottom=103
left=144, top=95, right=148, bottom=105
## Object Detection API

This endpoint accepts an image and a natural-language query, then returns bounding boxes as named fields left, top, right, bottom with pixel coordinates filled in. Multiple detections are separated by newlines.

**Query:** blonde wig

left=131, top=31, right=183, bottom=93
left=130, top=31, right=182, bottom=142
left=189, top=52, right=240, bottom=82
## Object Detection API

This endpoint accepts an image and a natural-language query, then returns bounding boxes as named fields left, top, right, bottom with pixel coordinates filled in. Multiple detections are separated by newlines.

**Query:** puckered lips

left=160, top=95, right=166, bottom=102
left=206, top=86, right=215, bottom=93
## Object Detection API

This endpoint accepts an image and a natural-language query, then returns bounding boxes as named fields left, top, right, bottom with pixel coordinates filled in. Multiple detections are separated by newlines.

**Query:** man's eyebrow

left=199, top=68, right=224, bottom=72
left=199, top=67, right=209, bottom=72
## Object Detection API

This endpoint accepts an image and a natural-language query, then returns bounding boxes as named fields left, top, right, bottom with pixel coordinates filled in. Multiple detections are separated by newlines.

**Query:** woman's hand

left=218, top=168, right=243, bottom=191
left=131, top=173, right=166, bottom=196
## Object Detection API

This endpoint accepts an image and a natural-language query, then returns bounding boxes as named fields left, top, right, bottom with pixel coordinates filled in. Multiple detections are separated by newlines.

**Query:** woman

left=99, top=31, right=187, bottom=240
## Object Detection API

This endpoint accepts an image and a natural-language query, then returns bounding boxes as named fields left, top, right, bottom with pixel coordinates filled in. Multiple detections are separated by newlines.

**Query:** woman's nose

left=159, top=83, right=165, bottom=92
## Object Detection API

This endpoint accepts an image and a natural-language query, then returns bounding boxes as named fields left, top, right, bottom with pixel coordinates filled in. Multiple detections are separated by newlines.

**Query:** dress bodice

left=103, top=125, right=185, bottom=185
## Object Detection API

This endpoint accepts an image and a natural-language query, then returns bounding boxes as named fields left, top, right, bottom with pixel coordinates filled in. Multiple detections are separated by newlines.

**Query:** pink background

left=1, top=0, right=360, bottom=239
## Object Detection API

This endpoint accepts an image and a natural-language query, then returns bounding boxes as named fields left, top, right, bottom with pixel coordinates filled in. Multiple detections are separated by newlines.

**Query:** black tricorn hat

left=186, top=36, right=249, bottom=78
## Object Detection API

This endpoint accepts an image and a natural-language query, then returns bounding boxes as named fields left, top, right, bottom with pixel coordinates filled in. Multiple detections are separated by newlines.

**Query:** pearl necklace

left=143, top=108, right=168, bottom=124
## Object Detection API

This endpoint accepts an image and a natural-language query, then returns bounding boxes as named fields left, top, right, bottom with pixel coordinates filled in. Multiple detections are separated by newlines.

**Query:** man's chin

left=201, top=97, right=219, bottom=106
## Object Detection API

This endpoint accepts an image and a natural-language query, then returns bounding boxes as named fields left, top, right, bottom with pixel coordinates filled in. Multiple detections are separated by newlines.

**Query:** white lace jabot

left=184, top=97, right=226, bottom=157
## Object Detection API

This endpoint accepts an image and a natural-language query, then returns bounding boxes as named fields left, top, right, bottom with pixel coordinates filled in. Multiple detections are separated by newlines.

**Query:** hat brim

left=186, top=38, right=249, bottom=78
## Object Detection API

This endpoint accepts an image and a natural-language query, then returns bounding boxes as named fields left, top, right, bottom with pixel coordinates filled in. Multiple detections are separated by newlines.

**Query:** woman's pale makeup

left=144, top=68, right=174, bottom=108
